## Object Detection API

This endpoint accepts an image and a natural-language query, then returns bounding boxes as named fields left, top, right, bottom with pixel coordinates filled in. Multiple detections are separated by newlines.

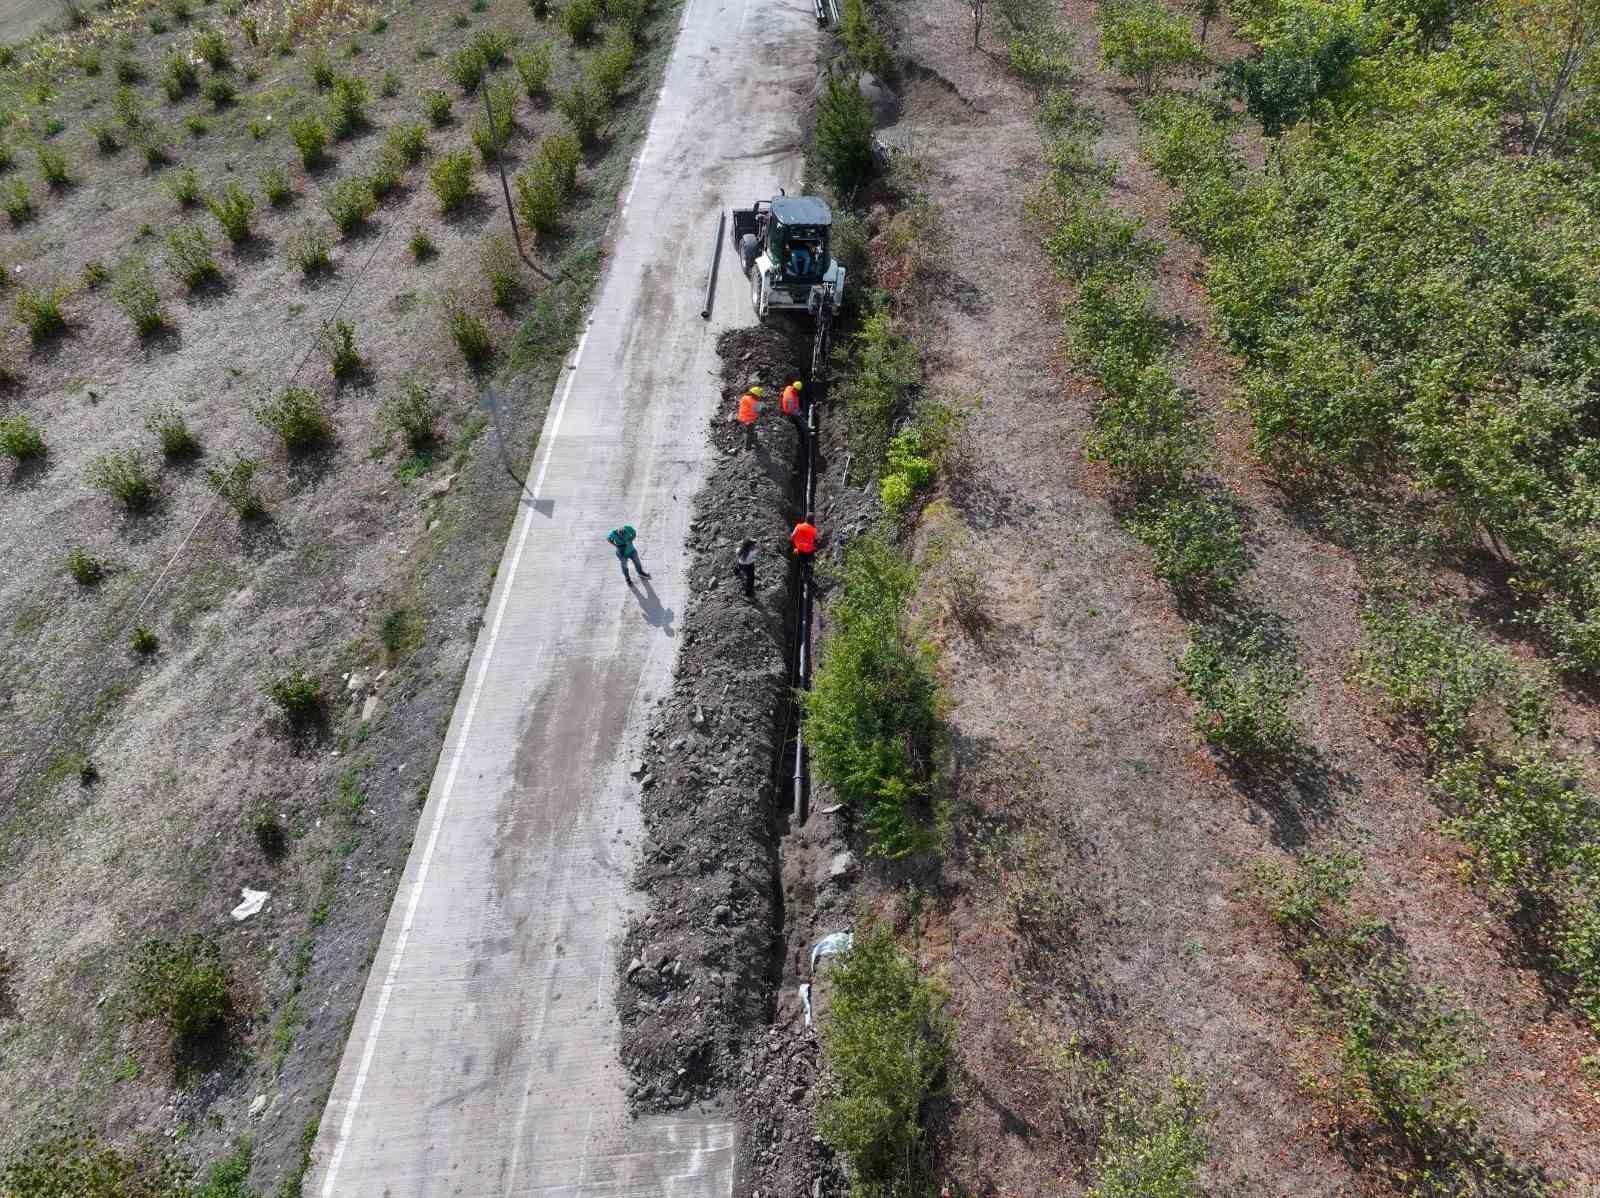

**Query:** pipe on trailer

left=701, top=211, right=725, bottom=320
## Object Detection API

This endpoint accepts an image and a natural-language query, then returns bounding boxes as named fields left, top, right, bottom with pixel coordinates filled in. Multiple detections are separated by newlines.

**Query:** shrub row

left=800, top=536, right=943, bottom=858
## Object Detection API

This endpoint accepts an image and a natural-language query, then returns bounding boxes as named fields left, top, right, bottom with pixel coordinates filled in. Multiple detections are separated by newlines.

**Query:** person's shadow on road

left=630, top=577, right=676, bottom=638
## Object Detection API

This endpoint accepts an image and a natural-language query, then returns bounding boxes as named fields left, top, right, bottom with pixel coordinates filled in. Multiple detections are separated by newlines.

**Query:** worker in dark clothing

left=735, top=538, right=758, bottom=598
left=790, top=517, right=817, bottom=565
left=607, top=525, right=651, bottom=585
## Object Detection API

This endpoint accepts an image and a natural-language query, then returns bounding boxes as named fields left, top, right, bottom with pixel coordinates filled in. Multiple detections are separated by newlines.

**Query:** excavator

left=730, top=191, right=846, bottom=381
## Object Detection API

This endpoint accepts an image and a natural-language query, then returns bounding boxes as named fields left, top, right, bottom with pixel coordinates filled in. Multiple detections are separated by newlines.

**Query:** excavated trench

left=614, top=323, right=812, bottom=1110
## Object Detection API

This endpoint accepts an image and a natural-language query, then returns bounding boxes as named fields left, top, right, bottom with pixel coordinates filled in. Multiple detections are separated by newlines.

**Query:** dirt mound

left=615, top=325, right=812, bottom=1110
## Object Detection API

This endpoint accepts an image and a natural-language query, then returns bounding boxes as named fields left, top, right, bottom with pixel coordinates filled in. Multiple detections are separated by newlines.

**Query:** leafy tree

left=1188, top=0, right=1222, bottom=42
left=815, top=71, right=878, bottom=198
left=1496, top=0, right=1600, bottom=151
left=1221, top=3, right=1364, bottom=136
left=1098, top=0, right=1206, bottom=96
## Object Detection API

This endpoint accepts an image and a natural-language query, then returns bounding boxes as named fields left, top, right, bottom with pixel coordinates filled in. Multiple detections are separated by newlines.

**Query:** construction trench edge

left=614, top=321, right=873, bottom=1197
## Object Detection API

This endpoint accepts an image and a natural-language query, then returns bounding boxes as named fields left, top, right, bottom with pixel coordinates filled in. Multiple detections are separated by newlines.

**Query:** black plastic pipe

left=701, top=211, right=725, bottom=320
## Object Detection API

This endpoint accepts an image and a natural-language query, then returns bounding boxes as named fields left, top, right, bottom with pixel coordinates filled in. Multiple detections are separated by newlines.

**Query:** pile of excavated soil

left=615, top=324, right=812, bottom=1110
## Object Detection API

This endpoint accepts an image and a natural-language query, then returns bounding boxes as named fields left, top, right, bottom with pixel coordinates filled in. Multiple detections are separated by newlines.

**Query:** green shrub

left=559, top=0, right=599, bottom=41
left=1035, top=187, right=1159, bottom=283
left=140, top=136, right=173, bottom=169
left=322, top=318, right=360, bottom=379
left=326, top=75, right=369, bottom=138
left=840, top=0, right=892, bottom=76
left=163, top=223, right=220, bottom=289
left=131, top=626, right=159, bottom=655
left=481, top=235, right=522, bottom=310
left=384, top=121, right=428, bottom=166
left=66, top=547, right=105, bottom=584
left=113, top=86, right=148, bottom=134
left=145, top=403, right=199, bottom=458
left=555, top=80, right=606, bottom=143
left=185, top=114, right=210, bottom=138
left=129, top=934, right=230, bottom=1045
left=879, top=427, right=935, bottom=518
left=1129, top=491, right=1247, bottom=599
left=256, top=386, right=333, bottom=451
left=307, top=48, right=337, bottom=89
left=193, top=27, right=231, bottom=70
left=168, top=164, right=202, bottom=207
left=408, top=225, right=437, bottom=260
left=1175, top=621, right=1305, bottom=759
left=382, top=379, right=441, bottom=450
left=290, top=115, right=328, bottom=168
left=206, top=181, right=255, bottom=242
left=429, top=149, right=475, bottom=212
left=163, top=51, right=199, bottom=99
left=323, top=176, right=375, bottom=234
left=0, top=413, right=45, bottom=461
left=261, top=163, right=293, bottom=206
left=802, top=537, right=943, bottom=857
left=14, top=286, right=68, bottom=344
left=1007, top=24, right=1074, bottom=89
left=515, top=43, right=552, bottom=96
left=112, top=259, right=169, bottom=337
left=470, top=28, right=515, bottom=68
left=93, top=124, right=120, bottom=154
left=588, top=26, right=634, bottom=102
left=265, top=669, right=324, bottom=724
left=203, top=75, right=236, bottom=108
left=1088, top=1073, right=1210, bottom=1198
left=842, top=306, right=919, bottom=473
left=446, top=46, right=487, bottom=93
left=381, top=68, right=400, bottom=97
left=1084, top=365, right=1204, bottom=493
left=203, top=451, right=265, bottom=517
left=815, top=925, right=951, bottom=1192
left=469, top=78, right=517, bottom=161
left=283, top=224, right=333, bottom=274
left=80, top=47, right=102, bottom=75
left=514, top=162, right=563, bottom=234
left=87, top=448, right=158, bottom=511
left=0, top=1134, right=194, bottom=1198
left=1097, top=0, right=1205, bottom=97
left=3, top=180, right=34, bottom=224
left=815, top=71, right=876, bottom=198
left=115, top=54, right=143, bottom=82
left=424, top=87, right=453, bottom=126
left=1354, top=599, right=1552, bottom=756
left=36, top=144, right=70, bottom=188
left=441, top=289, right=494, bottom=365
left=167, top=0, right=193, bottom=23
left=1220, top=3, right=1361, bottom=137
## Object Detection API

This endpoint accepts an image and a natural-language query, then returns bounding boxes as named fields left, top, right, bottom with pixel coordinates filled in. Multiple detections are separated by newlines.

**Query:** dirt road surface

left=304, top=0, right=817, bottom=1192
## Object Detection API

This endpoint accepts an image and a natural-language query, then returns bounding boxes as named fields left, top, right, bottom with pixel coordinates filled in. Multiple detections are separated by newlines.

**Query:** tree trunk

left=1200, top=12, right=1211, bottom=42
left=972, top=0, right=982, bottom=49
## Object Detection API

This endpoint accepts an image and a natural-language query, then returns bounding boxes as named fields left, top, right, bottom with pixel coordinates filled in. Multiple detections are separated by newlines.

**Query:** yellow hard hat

left=792, top=380, right=803, bottom=391
left=749, top=386, right=764, bottom=397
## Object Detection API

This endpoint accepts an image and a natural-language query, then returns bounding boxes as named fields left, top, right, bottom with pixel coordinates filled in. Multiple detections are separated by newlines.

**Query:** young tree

left=1098, top=0, right=1206, bottom=96
left=815, top=72, right=878, bottom=199
left=1189, top=0, right=1222, bottom=41
left=1497, top=0, right=1600, bottom=152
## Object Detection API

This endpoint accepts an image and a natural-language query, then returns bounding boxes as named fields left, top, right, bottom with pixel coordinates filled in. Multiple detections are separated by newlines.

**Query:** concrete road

left=305, top=0, right=816, bottom=1193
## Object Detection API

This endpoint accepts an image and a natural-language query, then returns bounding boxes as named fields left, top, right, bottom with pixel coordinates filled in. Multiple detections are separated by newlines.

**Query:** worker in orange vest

left=791, top=516, right=817, bottom=564
left=736, top=385, right=762, bottom=450
left=780, top=379, right=804, bottom=438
